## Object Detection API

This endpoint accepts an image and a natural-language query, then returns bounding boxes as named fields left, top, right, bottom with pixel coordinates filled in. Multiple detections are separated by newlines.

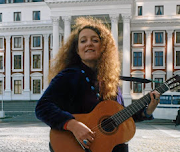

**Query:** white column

left=51, top=16, right=60, bottom=58
left=24, top=35, right=30, bottom=99
left=4, top=35, right=11, bottom=99
left=167, top=30, right=173, bottom=80
left=43, top=34, right=49, bottom=92
left=122, top=14, right=131, bottom=106
left=62, top=16, right=71, bottom=43
left=144, top=30, right=152, bottom=94
left=109, top=14, right=119, bottom=48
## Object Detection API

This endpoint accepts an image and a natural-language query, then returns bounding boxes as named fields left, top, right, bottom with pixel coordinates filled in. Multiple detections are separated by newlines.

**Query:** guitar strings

left=88, top=83, right=169, bottom=139
left=81, top=69, right=170, bottom=139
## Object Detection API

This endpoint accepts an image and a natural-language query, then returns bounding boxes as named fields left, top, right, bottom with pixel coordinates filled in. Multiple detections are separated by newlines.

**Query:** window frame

left=153, top=47, right=165, bottom=69
left=32, top=79, right=41, bottom=94
left=153, top=31, right=165, bottom=46
left=0, top=13, right=2, bottom=22
left=174, top=47, right=180, bottom=69
left=177, top=5, right=180, bottom=15
left=138, top=6, right=143, bottom=16
left=0, top=52, right=4, bottom=72
left=12, top=36, right=23, bottom=50
left=131, top=71, right=144, bottom=94
left=0, top=37, right=4, bottom=50
left=12, top=74, right=23, bottom=95
left=155, top=5, right=164, bottom=16
left=132, top=48, right=144, bottom=69
left=12, top=51, right=23, bottom=72
left=31, top=35, right=42, bottom=49
left=31, top=50, right=42, bottom=71
left=152, top=71, right=165, bottom=90
left=174, top=31, right=180, bottom=46
left=132, top=32, right=144, bottom=46
left=14, top=12, right=21, bottom=22
left=32, top=11, right=41, bottom=21
left=50, top=34, right=53, bottom=49
left=31, top=73, right=42, bottom=95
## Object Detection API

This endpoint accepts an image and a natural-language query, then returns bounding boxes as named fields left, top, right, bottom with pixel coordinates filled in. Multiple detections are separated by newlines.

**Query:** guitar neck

left=112, top=82, right=170, bottom=126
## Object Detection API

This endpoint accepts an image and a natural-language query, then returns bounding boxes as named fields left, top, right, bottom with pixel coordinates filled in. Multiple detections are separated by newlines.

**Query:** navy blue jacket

left=35, top=63, right=151, bottom=130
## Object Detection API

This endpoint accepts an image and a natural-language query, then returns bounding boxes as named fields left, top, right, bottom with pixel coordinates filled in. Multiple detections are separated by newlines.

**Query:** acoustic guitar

left=50, top=75, right=180, bottom=152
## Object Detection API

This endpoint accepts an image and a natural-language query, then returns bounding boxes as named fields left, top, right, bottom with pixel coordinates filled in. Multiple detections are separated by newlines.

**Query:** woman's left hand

left=145, top=90, right=160, bottom=116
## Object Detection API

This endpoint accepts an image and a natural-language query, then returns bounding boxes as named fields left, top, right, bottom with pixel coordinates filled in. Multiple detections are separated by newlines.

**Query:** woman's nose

left=86, top=40, right=93, bottom=47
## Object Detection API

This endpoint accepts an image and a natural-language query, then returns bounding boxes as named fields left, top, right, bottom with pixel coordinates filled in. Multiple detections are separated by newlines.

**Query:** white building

left=0, top=0, right=180, bottom=118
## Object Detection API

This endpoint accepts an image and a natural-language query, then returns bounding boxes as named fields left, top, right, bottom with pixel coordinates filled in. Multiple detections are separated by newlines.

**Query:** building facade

left=0, top=0, right=180, bottom=118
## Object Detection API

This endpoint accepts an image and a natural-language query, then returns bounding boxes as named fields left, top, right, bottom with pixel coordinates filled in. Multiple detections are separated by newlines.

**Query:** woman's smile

left=77, top=28, right=102, bottom=69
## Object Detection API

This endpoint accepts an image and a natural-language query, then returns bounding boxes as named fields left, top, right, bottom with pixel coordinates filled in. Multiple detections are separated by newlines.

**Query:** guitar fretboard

left=111, top=82, right=170, bottom=126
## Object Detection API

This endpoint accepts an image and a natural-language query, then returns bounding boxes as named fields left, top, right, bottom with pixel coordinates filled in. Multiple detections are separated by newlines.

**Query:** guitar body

left=50, top=100, right=136, bottom=152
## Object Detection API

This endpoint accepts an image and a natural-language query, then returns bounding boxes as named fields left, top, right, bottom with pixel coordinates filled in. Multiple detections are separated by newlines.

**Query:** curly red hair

left=49, top=17, right=121, bottom=100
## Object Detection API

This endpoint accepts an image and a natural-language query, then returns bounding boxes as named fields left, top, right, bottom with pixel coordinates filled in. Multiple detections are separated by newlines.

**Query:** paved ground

left=0, top=119, right=179, bottom=152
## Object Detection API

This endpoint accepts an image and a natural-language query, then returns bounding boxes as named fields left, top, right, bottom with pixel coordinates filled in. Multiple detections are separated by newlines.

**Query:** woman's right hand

left=66, top=119, right=95, bottom=149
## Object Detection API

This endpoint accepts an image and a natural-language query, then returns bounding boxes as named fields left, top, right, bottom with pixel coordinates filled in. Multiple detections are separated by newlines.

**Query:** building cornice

left=45, top=0, right=133, bottom=8
left=45, top=0, right=133, bottom=4
left=131, top=19, right=180, bottom=31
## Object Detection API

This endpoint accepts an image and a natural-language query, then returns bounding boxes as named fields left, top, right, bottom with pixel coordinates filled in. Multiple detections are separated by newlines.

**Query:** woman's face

left=77, top=28, right=102, bottom=68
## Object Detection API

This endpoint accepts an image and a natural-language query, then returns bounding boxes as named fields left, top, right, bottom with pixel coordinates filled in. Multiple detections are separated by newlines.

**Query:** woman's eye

left=80, top=40, right=86, bottom=43
left=93, top=39, right=99, bottom=43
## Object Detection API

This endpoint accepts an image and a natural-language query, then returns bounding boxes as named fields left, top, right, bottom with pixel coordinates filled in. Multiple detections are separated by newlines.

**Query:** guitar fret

left=111, top=75, right=179, bottom=126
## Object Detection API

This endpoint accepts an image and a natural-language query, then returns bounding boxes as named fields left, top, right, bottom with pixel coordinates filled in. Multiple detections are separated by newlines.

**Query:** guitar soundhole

left=100, top=117, right=117, bottom=134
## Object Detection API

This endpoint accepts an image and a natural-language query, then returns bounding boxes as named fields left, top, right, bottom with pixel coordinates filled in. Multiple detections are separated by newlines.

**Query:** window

left=172, top=95, right=180, bottom=105
left=177, top=5, right=180, bottom=15
left=14, top=55, right=21, bottom=69
left=0, top=55, right=3, bottom=70
left=133, top=52, right=142, bottom=67
left=176, top=51, right=180, bottom=66
left=14, top=0, right=24, bottom=3
left=175, top=32, right=180, bottom=44
left=138, top=6, right=142, bottom=16
left=0, top=37, right=4, bottom=50
left=33, top=54, right=41, bottom=69
left=14, top=80, right=22, bottom=94
left=31, top=35, right=42, bottom=49
left=14, top=12, right=21, bottom=22
left=133, top=82, right=142, bottom=93
left=153, top=31, right=165, bottom=46
left=132, top=32, right=144, bottom=46
left=0, top=80, right=2, bottom=94
left=33, top=11, right=40, bottom=20
left=153, top=48, right=165, bottom=69
left=33, top=79, right=41, bottom=94
left=132, top=48, right=144, bottom=69
left=0, top=13, right=2, bottom=22
left=31, top=51, right=42, bottom=71
left=50, top=34, right=53, bottom=49
left=12, top=52, right=23, bottom=72
left=152, top=71, right=165, bottom=89
left=175, top=49, right=180, bottom=69
left=12, top=36, right=23, bottom=50
left=32, top=0, right=44, bottom=2
left=155, top=51, right=163, bottom=66
left=155, top=32, right=164, bottom=44
left=154, top=78, right=163, bottom=89
left=134, top=33, right=142, bottom=44
left=0, top=0, right=5, bottom=4
left=155, top=6, right=164, bottom=15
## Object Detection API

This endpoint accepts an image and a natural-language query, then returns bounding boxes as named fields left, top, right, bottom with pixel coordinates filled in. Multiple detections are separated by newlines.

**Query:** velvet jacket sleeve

left=35, top=68, right=81, bottom=130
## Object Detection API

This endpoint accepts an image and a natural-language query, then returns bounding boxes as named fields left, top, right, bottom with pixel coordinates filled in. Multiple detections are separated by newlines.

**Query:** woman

left=35, top=17, right=160, bottom=152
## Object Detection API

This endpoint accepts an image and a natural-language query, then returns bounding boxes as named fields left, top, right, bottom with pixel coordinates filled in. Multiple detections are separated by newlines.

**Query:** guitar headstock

left=166, top=75, right=180, bottom=91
